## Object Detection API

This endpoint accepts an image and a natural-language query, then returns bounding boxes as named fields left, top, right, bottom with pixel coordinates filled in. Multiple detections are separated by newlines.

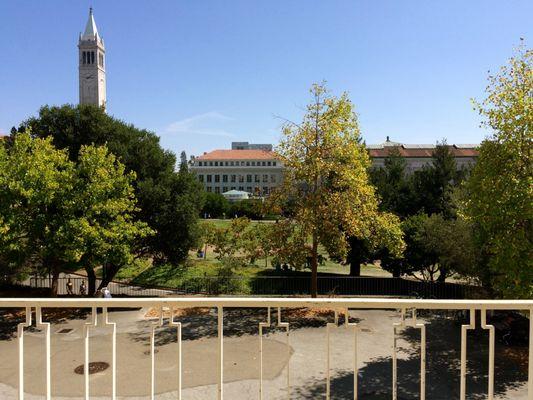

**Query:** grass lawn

left=111, top=218, right=392, bottom=288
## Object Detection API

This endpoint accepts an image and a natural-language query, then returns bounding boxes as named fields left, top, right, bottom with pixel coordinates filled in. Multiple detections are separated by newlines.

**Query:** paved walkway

left=0, top=309, right=528, bottom=399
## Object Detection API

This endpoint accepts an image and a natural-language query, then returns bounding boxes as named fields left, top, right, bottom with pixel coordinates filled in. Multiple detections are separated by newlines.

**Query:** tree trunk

left=86, top=267, right=97, bottom=296
left=50, top=265, right=61, bottom=298
left=311, top=234, right=318, bottom=298
left=349, top=257, right=361, bottom=277
left=97, top=263, right=120, bottom=291
left=437, top=268, right=447, bottom=283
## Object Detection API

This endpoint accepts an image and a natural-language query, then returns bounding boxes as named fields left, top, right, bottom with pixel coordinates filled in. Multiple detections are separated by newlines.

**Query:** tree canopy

left=272, top=84, right=404, bottom=296
left=17, top=104, right=204, bottom=265
left=464, top=47, right=532, bottom=298
left=0, top=132, right=151, bottom=295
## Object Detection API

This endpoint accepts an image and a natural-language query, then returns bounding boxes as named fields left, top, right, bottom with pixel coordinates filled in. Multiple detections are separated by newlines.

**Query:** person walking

left=79, top=281, right=86, bottom=296
left=102, top=287, right=112, bottom=298
left=66, top=279, right=74, bottom=295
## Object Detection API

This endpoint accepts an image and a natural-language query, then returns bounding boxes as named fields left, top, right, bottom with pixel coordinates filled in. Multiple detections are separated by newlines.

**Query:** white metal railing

left=1, top=297, right=532, bottom=400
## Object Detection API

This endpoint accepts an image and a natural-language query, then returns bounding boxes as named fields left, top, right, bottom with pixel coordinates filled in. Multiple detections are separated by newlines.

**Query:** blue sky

left=0, top=1, right=531, bottom=157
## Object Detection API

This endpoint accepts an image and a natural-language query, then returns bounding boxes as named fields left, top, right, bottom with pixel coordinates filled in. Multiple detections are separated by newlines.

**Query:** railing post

left=218, top=305, right=224, bottom=400
left=527, top=307, right=533, bottom=400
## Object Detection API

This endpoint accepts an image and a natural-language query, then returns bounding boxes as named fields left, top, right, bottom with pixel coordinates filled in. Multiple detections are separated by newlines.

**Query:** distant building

left=222, top=190, right=251, bottom=202
left=78, top=8, right=106, bottom=110
left=190, top=146, right=283, bottom=196
left=191, top=138, right=478, bottom=196
left=368, top=137, right=478, bottom=173
left=231, top=142, right=273, bottom=151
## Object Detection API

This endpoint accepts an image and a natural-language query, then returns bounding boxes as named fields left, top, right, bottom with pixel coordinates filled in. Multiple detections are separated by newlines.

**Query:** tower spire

left=82, top=7, right=99, bottom=40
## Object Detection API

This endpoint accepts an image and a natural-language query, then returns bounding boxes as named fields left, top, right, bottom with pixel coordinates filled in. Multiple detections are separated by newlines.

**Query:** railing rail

left=1, top=298, right=532, bottom=400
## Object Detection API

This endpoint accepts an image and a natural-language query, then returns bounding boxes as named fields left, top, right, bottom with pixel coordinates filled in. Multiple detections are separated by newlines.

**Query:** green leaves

left=465, top=48, right=532, bottom=299
left=0, top=132, right=152, bottom=283
left=272, top=84, right=405, bottom=291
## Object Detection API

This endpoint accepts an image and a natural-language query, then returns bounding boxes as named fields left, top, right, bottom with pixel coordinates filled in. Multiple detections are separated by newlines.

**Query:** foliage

left=464, top=47, right=532, bottom=298
left=0, top=132, right=151, bottom=294
left=201, top=192, right=229, bottom=218
left=381, top=213, right=475, bottom=282
left=271, top=84, right=404, bottom=296
left=411, top=140, right=467, bottom=218
left=370, top=147, right=416, bottom=218
left=17, top=104, right=204, bottom=265
left=227, top=199, right=266, bottom=219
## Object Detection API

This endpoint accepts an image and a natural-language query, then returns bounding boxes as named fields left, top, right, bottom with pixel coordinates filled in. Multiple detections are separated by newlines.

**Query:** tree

left=272, top=84, right=404, bottom=296
left=411, top=140, right=462, bottom=218
left=201, top=192, right=229, bottom=218
left=370, top=147, right=415, bottom=218
left=0, top=133, right=151, bottom=295
left=180, top=150, right=188, bottom=171
left=464, top=47, right=532, bottom=299
left=17, top=104, right=203, bottom=265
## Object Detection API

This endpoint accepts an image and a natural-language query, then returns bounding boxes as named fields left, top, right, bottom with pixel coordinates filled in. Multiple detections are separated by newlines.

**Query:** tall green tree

left=17, top=104, right=204, bottom=265
left=464, top=47, right=532, bottom=298
left=411, top=140, right=463, bottom=218
left=370, top=147, right=415, bottom=218
left=0, top=133, right=151, bottom=295
left=273, top=84, right=404, bottom=296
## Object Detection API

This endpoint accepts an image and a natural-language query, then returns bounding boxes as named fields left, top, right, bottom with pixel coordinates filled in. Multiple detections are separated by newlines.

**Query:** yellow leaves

left=273, top=84, right=405, bottom=262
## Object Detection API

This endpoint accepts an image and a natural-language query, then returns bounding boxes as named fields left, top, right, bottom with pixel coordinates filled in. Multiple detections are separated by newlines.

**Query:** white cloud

left=163, top=112, right=236, bottom=138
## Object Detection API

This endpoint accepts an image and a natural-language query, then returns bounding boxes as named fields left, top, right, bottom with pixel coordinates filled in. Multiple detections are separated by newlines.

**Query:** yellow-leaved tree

left=272, top=84, right=404, bottom=297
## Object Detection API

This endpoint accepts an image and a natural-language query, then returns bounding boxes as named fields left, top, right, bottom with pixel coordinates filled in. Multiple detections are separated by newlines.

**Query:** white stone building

left=78, top=8, right=106, bottom=110
left=190, top=144, right=283, bottom=196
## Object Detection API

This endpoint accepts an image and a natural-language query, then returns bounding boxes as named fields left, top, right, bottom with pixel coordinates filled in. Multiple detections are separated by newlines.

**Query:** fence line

left=27, top=275, right=481, bottom=298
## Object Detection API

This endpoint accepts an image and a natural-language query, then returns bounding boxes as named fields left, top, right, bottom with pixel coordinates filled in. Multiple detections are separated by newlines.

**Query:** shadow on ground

left=292, top=315, right=528, bottom=400
left=130, top=308, right=361, bottom=346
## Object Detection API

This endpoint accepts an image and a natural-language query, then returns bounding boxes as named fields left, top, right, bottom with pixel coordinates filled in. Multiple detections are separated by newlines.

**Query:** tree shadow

left=292, top=314, right=528, bottom=400
left=129, top=308, right=361, bottom=346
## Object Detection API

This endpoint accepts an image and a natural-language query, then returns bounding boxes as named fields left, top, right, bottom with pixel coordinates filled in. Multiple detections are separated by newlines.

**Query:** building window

left=252, top=161, right=256, bottom=166
left=230, top=161, right=234, bottom=166
left=246, top=186, right=252, bottom=193
left=222, top=175, right=228, bottom=183
left=263, top=187, right=269, bottom=195
left=262, top=161, right=266, bottom=166
left=271, top=175, right=276, bottom=183
left=215, top=175, right=220, bottom=183
left=231, top=186, right=236, bottom=190
left=263, top=174, right=268, bottom=182
left=215, top=187, right=220, bottom=194
left=207, top=175, right=212, bottom=182
left=241, top=161, right=245, bottom=166
left=223, top=187, right=228, bottom=193
left=267, top=161, right=271, bottom=166
left=214, top=161, right=218, bottom=166
left=231, top=175, right=236, bottom=183
left=198, top=175, right=204, bottom=182
left=209, top=161, right=213, bottom=166
left=246, top=161, right=250, bottom=166
left=273, top=161, right=277, bottom=166
left=198, top=161, right=202, bottom=166
left=207, top=187, right=212, bottom=192
left=255, top=175, right=260, bottom=183
left=238, top=175, right=244, bottom=183
left=91, top=51, right=95, bottom=64
left=82, top=51, right=86, bottom=64
left=246, top=175, right=252, bottom=183
left=239, top=186, right=244, bottom=191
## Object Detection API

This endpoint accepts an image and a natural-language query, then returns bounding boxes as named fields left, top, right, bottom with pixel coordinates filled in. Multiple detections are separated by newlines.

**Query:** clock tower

left=78, top=8, right=106, bottom=110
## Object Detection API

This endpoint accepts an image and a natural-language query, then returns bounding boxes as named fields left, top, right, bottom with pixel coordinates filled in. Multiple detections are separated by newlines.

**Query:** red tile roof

left=369, top=146, right=478, bottom=158
left=197, top=149, right=278, bottom=160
